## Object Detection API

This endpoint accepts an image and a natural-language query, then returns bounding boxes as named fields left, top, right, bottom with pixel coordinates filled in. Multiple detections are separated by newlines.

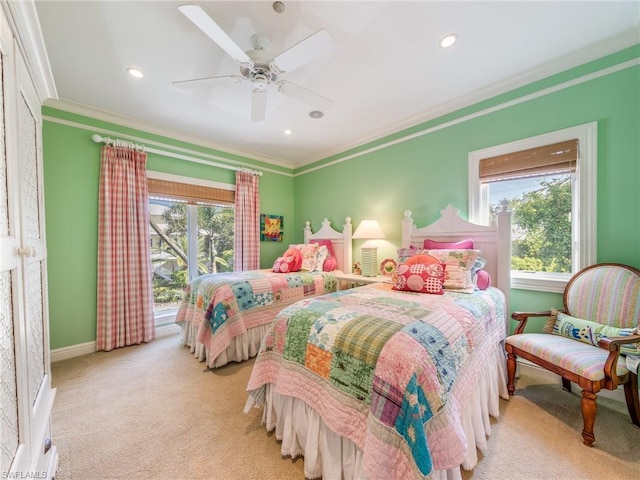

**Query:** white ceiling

left=34, top=1, right=640, bottom=169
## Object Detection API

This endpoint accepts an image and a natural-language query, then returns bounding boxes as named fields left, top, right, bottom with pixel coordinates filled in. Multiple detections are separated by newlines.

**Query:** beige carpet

left=51, top=330, right=640, bottom=480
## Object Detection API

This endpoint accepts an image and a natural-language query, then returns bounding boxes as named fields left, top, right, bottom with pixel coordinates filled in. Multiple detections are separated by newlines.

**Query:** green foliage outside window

left=491, top=176, right=572, bottom=273
left=151, top=202, right=235, bottom=305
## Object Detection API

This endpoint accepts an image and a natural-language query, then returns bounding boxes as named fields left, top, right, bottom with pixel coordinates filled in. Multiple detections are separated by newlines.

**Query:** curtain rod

left=91, top=133, right=263, bottom=176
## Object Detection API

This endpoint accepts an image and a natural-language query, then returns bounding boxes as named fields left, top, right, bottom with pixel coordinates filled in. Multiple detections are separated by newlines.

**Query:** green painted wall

left=43, top=45, right=639, bottom=350
left=43, top=109, right=293, bottom=349
left=293, top=46, right=640, bottom=334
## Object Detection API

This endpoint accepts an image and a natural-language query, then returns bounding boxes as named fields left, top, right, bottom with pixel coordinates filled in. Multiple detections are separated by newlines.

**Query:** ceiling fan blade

left=251, top=89, right=267, bottom=122
left=277, top=80, right=333, bottom=111
left=172, top=75, right=244, bottom=88
left=178, top=5, right=253, bottom=66
left=271, top=29, right=334, bottom=73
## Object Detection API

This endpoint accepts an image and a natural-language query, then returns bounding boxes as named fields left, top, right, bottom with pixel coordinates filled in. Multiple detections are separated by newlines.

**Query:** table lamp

left=353, top=219, right=386, bottom=277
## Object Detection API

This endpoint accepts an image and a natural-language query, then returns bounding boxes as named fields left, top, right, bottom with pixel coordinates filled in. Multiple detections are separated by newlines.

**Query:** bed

left=244, top=204, right=512, bottom=479
left=175, top=217, right=353, bottom=368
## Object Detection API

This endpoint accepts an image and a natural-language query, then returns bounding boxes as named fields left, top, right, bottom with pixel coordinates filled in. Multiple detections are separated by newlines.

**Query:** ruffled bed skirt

left=245, top=345, right=509, bottom=480
left=178, top=322, right=270, bottom=368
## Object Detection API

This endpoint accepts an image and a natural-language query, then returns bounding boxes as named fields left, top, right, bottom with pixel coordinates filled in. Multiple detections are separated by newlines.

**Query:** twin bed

left=176, top=204, right=512, bottom=479
left=244, top=205, right=512, bottom=480
left=175, top=217, right=353, bottom=368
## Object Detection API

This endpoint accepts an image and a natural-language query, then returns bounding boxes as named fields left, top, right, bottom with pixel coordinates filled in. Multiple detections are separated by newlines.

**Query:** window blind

left=147, top=178, right=234, bottom=205
left=479, top=139, right=578, bottom=183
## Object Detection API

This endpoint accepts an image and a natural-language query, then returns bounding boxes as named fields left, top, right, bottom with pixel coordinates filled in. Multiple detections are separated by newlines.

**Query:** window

left=469, top=122, right=597, bottom=293
left=147, top=172, right=235, bottom=325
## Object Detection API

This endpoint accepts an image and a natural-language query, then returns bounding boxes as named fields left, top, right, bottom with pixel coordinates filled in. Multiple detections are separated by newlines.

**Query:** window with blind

left=147, top=173, right=235, bottom=323
left=469, top=123, right=597, bottom=293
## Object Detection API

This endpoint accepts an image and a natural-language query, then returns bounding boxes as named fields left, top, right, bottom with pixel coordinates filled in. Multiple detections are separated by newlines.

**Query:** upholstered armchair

left=504, top=263, right=640, bottom=447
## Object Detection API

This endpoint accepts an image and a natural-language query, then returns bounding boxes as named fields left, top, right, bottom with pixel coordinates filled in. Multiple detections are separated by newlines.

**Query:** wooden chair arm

left=598, top=334, right=640, bottom=390
left=598, top=334, right=640, bottom=351
left=511, top=310, right=559, bottom=335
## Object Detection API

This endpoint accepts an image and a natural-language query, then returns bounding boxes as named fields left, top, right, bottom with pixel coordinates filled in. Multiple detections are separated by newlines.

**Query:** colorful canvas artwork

left=260, top=214, right=283, bottom=241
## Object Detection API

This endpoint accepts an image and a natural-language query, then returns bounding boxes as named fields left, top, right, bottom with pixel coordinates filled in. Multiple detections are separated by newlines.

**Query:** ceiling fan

left=175, top=4, right=335, bottom=122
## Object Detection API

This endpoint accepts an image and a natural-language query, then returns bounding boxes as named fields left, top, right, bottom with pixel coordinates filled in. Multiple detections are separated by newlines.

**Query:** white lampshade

left=353, top=220, right=386, bottom=240
left=353, top=220, right=385, bottom=277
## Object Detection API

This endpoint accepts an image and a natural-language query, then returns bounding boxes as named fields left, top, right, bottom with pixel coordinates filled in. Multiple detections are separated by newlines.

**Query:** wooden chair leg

left=562, top=378, right=572, bottom=392
left=506, top=349, right=517, bottom=396
left=581, top=390, right=597, bottom=447
left=623, top=372, right=640, bottom=427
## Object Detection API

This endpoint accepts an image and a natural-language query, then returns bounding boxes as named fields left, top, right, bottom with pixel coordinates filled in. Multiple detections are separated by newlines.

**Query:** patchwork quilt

left=246, top=283, right=506, bottom=479
left=175, top=269, right=337, bottom=361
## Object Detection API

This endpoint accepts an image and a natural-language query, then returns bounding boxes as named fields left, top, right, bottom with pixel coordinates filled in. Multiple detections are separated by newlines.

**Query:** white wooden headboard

left=304, top=217, right=353, bottom=274
left=401, top=204, right=511, bottom=307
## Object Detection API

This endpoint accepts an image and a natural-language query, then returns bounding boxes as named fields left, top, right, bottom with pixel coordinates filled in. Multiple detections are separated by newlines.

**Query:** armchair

left=505, top=263, right=640, bottom=446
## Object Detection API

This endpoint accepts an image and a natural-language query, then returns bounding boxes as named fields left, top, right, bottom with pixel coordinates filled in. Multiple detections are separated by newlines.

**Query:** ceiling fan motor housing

left=242, top=48, right=278, bottom=86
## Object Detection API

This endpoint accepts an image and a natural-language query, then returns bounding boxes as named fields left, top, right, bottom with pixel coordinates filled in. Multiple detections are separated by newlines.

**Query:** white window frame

left=469, top=122, right=597, bottom=293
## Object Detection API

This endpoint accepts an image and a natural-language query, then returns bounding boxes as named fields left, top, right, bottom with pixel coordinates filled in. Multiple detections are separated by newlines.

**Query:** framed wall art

left=260, top=214, right=283, bottom=242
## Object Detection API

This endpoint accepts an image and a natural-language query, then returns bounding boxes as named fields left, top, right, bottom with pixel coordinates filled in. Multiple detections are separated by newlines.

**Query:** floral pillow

left=313, top=245, right=329, bottom=272
left=397, top=246, right=423, bottom=263
left=289, top=243, right=319, bottom=271
left=424, top=249, right=481, bottom=294
left=392, top=262, right=446, bottom=294
left=310, top=239, right=335, bottom=258
left=551, top=310, right=639, bottom=355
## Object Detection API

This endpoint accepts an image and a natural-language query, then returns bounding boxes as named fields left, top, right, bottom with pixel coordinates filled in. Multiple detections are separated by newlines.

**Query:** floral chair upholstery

left=505, top=263, right=640, bottom=446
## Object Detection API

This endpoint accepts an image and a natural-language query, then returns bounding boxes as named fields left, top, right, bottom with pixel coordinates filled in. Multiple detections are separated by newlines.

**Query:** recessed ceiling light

left=283, top=129, right=292, bottom=135
left=272, top=1, right=285, bottom=13
left=440, top=34, right=458, bottom=48
left=127, top=67, right=144, bottom=79
left=309, top=110, right=323, bottom=119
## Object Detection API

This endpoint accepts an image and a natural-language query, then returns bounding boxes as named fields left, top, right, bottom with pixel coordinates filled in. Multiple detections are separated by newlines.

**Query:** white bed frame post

left=496, top=206, right=512, bottom=315
left=343, top=217, right=353, bottom=273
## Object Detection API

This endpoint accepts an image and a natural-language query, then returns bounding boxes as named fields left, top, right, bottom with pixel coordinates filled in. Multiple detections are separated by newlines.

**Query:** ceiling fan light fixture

left=127, top=67, right=144, bottom=79
left=440, top=34, right=458, bottom=48
left=309, top=110, right=324, bottom=119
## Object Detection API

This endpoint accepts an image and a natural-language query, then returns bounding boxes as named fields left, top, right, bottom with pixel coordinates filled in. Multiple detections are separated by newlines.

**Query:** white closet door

left=15, top=43, right=56, bottom=475
left=0, top=6, right=56, bottom=476
left=0, top=10, right=24, bottom=474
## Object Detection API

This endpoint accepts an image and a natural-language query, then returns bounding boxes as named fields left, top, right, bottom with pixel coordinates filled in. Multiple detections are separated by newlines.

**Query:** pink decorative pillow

left=405, top=254, right=440, bottom=266
left=279, top=247, right=302, bottom=273
left=423, top=238, right=474, bottom=250
left=392, top=262, right=446, bottom=294
left=323, top=256, right=337, bottom=272
left=475, top=269, right=491, bottom=290
left=272, top=256, right=284, bottom=273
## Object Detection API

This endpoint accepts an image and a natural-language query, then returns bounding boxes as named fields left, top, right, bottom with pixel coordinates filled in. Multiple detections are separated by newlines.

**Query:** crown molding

left=43, top=98, right=295, bottom=170
left=3, top=0, right=57, bottom=102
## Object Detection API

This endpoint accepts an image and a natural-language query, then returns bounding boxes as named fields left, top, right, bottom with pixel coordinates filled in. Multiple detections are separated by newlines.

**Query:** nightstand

left=334, top=272, right=392, bottom=291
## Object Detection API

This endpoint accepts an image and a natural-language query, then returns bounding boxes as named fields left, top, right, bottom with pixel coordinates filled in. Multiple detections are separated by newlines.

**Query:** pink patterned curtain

left=96, top=144, right=155, bottom=351
left=234, top=170, right=260, bottom=271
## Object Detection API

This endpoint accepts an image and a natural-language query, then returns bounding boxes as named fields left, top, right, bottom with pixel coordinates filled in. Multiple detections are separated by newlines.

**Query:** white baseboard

left=50, top=341, right=96, bottom=363
left=50, top=323, right=181, bottom=363
left=517, top=359, right=626, bottom=404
